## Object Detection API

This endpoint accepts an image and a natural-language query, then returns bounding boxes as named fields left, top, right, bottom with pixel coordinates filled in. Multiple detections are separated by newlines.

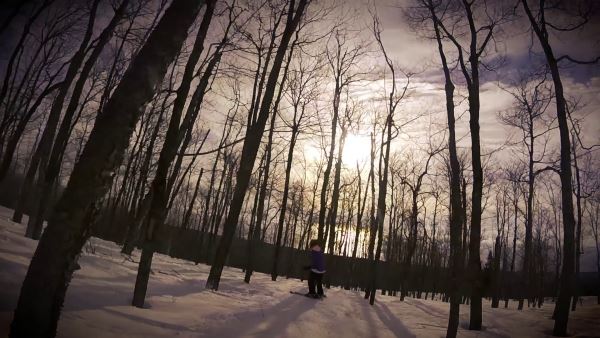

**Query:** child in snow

left=304, top=239, right=326, bottom=298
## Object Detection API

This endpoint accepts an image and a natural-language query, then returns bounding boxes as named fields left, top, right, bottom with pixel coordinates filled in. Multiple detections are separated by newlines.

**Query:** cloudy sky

left=307, top=0, right=600, bottom=268
left=351, top=0, right=600, bottom=150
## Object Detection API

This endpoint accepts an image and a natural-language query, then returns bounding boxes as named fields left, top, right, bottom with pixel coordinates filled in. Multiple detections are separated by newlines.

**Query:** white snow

left=0, top=205, right=598, bottom=337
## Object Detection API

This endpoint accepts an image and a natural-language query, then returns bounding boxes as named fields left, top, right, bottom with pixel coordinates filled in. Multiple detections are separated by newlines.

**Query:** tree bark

left=205, top=0, right=309, bottom=290
left=425, top=3, right=465, bottom=336
left=10, top=0, right=206, bottom=335
left=520, top=1, right=577, bottom=335
left=132, top=1, right=219, bottom=307
left=26, top=0, right=130, bottom=240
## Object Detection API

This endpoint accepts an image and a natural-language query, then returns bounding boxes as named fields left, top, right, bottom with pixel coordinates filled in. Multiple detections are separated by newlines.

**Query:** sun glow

left=302, top=133, right=372, bottom=167
left=342, top=133, right=371, bottom=165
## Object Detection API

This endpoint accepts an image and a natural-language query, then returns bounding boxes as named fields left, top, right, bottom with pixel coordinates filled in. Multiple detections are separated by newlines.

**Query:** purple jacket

left=310, top=249, right=326, bottom=273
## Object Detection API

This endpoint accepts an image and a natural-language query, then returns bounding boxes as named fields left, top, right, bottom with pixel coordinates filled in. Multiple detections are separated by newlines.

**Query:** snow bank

left=0, top=206, right=598, bottom=337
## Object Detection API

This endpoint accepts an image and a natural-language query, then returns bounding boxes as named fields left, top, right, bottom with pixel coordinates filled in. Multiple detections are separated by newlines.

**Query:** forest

left=0, top=0, right=599, bottom=337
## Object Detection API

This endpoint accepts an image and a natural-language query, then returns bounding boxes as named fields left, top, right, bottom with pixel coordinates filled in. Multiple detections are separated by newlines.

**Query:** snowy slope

left=0, top=206, right=598, bottom=338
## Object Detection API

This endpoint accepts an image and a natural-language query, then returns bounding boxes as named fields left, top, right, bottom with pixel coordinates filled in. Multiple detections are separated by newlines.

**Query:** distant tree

left=272, top=43, right=322, bottom=280
left=499, top=71, right=555, bottom=309
left=398, top=145, right=443, bottom=301
left=366, top=9, right=410, bottom=305
left=317, top=26, right=368, bottom=243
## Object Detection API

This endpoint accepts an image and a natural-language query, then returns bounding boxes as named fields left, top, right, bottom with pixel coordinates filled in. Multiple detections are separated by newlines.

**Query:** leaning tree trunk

left=132, top=4, right=220, bottom=307
left=243, top=155, right=266, bottom=281
left=317, top=87, right=339, bottom=242
left=270, top=37, right=299, bottom=280
left=521, top=1, right=577, bottom=335
left=205, top=0, right=309, bottom=291
left=0, top=0, right=52, bottom=125
left=243, top=113, right=276, bottom=282
left=21, top=0, right=101, bottom=236
left=12, top=0, right=97, bottom=225
left=9, top=1, right=206, bottom=336
left=27, top=0, right=129, bottom=240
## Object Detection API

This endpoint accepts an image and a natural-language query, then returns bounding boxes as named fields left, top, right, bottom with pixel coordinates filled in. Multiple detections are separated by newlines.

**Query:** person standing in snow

left=303, top=239, right=326, bottom=298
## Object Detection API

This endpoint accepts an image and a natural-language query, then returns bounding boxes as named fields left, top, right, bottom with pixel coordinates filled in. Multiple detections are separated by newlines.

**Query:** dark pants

left=308, top=271, right=324, bottom=295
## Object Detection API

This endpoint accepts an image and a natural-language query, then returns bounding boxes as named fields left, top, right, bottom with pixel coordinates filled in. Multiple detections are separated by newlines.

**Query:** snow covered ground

left=0, top=206, right=598, bottom=338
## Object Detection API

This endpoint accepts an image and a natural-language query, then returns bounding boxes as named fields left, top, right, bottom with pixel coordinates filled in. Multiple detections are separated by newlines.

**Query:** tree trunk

left=571, top=140, right=582, bottom=311
left=272, top=129, right=299, bottom=280
left=9, top=1, right=206, bottom=335
left=352, top=162, right=368, bottom=259
left=317, top=87, right=339, bottom=242
left=19, top=0, right=101, bottom=238
left=205, top=0, right=309, bottom=290
left=364, top=133, right=376, bottom=300
left=326, top=126, right=347, bottom=255
left=369, top=116, right=392, bottom=306
left=243, top=155, right=266, bottom=282
left=27, top=0, right=129, bottom=240
left=132, top=3, right=221, bottom=306
left=181, top=168, right=204, bottom=231
left=520, top=1, right=577, bottom=335
left=427, top=7, right=464, bottom=337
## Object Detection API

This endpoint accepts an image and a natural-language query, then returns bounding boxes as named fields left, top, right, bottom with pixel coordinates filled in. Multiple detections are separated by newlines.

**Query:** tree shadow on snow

left=351, top=292, right=382, bottom=337
left=458, top=321, right=510, bottom=338
left=63, top=275, right=208, bottom=311
left=201, top=294, right=317, bottom=337
left=101, top=307, right=192, bottom=333
left=372, top=302, right=416, bottom=338
left=0, top=256, right=29, bottom=311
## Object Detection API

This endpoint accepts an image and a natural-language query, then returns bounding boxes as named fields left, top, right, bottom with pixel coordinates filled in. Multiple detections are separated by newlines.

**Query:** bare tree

left=240, top=1, right=293, bottom=283
left=317, top=25, right=368, bottom=243
left=405, top=1, right=467, bottom=336
left=10, top=0, right=208, bottom=335
left=205, top=0, right=310, bottom=290
left=131, top=0, right=224, bottom=308
left=26, top=0, right=131, bottom=239
left=520, top=0, right=599, bottom=334
left=272, top=43, right=321, bottom=280
left=499, top=71, right=555, bottom=309
left=0, top=1, right=72, bottom=182
left=433, top=0, right=510, bottom=329
left=398, top=144, right=443, bottom=301
left=366, top=9, right=410, bottom=305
